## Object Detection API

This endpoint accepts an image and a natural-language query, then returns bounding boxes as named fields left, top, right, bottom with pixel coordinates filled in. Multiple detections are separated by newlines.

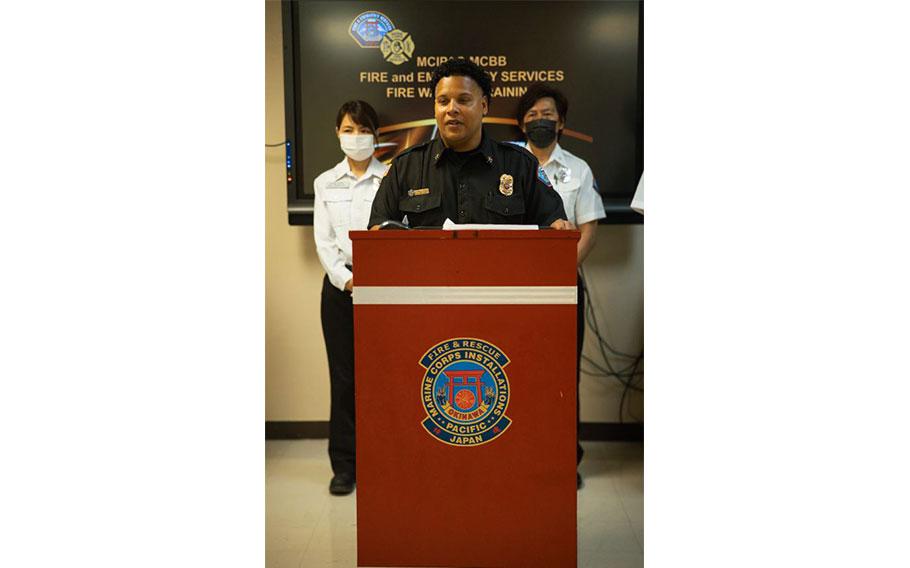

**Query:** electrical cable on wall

left=265, top=141, right=288, bottom=147
left=579, top=267, right=644, bottom=424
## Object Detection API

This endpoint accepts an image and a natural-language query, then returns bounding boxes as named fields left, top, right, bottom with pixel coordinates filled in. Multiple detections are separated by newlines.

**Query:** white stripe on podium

left=352, top=286, right=577, bottom=305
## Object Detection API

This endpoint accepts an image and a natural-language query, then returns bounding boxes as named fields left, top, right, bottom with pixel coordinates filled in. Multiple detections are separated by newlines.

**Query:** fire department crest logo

left=420, top=338, right=512, bottom=447
left=348, top=12, right=415, bottom=65
left=380, top=29, right=415, bottom=65
left=349, top=11, right=395, bottom=48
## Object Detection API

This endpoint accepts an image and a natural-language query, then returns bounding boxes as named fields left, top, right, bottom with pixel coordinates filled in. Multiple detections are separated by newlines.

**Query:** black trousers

left=577, top=274, right=585, bottom=466
left=320, top=275, right=355, bottom=476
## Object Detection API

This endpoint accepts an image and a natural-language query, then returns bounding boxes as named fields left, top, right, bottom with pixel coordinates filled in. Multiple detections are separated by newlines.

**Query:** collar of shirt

left=331, top=157, right=386, bottom=182
left=520, top=141, right=567, bottom=169
left=431, top=130, right=496, bottom=168
left=365, top=156, right=388, bottom=179
left=548, top=143, right=569, bottom=169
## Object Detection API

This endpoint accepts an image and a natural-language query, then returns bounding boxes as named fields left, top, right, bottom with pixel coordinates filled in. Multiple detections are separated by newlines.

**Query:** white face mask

left=339, top=134, right=375, bottom=162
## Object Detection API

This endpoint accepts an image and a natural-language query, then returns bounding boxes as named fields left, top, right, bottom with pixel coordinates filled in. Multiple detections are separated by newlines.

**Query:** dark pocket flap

left=484, top=191, right=526, bottom=217
left=399, top=189, right=442, bottom=214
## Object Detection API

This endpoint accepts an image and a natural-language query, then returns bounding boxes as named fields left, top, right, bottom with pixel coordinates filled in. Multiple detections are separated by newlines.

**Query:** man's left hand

left=549, top=219, right=576, bottom=230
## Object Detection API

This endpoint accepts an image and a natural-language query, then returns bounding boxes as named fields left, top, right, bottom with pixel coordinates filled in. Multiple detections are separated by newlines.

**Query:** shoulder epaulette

left=496, top=139, right=538, bottom=165
left=394, top=140, right=433, bottom=159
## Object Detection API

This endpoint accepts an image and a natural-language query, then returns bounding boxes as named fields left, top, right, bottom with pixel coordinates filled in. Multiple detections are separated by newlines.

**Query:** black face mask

left=524, top=119, right=558, bottom=148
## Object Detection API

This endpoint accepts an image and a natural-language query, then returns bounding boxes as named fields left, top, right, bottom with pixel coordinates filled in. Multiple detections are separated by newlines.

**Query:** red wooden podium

left=352, top=229, right=579, bottom=568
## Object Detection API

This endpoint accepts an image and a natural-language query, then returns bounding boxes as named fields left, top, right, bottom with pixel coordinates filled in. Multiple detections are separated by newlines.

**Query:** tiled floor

left=266, top=440, right=643, bottom=568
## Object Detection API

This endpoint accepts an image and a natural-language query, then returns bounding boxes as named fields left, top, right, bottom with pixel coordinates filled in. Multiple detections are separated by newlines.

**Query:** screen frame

left=280, top=0, right=643, bottom=226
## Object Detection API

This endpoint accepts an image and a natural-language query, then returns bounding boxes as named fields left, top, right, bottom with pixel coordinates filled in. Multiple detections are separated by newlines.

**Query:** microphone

left=378, top=220, right=411, bottom=230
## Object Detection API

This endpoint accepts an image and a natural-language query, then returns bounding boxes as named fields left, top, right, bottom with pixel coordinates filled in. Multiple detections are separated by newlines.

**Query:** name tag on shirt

left=408, top=188, right=430, bottom=197
left=326, top=181, right=351, bottom=189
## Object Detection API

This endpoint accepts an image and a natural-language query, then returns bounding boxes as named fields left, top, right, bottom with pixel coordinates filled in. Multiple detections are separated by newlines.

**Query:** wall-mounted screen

left=282, top=0, right=643, bottom=224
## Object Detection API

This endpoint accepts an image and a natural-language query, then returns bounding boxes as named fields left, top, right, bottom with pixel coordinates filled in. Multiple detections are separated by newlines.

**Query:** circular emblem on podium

left=419, top=338, right=512, bottom=447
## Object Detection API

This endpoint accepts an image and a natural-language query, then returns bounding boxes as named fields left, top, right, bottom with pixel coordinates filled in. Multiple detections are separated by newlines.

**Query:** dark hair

left=335, top=100, right=379, bottom=136
left=430, top=58, right=493, bottom=101
left=515, top=83, right=569, bottom=128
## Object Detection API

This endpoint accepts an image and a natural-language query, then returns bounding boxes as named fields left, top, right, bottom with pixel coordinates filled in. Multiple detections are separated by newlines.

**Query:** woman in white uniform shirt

left=516, top=83, right=606, bottom=489
left=313, top=100, right=387, bottom=495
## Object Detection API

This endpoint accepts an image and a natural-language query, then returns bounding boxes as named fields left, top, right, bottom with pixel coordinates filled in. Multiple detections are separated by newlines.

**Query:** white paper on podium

left=442, top=218, right=539, bottom=231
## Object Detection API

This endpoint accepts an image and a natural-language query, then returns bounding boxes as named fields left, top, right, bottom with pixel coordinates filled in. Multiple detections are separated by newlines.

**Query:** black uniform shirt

left=368, top=131, right=567, bottom=228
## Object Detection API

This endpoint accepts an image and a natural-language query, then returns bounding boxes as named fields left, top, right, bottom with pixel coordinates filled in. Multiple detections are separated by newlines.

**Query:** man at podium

left=368, top=58, right=571, bottom=229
